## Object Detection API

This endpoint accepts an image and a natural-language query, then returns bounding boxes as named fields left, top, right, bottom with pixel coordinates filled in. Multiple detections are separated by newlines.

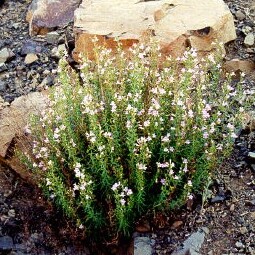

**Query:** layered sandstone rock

left=73, top=0, right=236, bottom=61
left=26, top=0, right=81, bottom=36
left=0, top=92, right=47, bottom=182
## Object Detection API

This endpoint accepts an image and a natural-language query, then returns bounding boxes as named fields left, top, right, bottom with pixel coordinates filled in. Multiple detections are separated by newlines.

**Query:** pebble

left=240, top=226, right=248, bottom=234
left=24, top=53, right=38, bottom=64
left=0, top=47, right=15, bottom=63
left=0, top=80, right=6, bottom=91
left=46, top=31, right=60, bottom=45
left=134, top=236, right=155, bottom=255
left=235, top=10, right=246, bottom=20
left=230, top=204, right=235, bottom=211
left=235, top=241, right=244, bottom=248
left=171, top=220, right=183, bottom=229
left=0, top=63, right=7, bottom=72
left=244, top=33, right=255, bottom=46
left=248, top=151, right=255, bottom=159
left=0, top=236, right=14, bottom=251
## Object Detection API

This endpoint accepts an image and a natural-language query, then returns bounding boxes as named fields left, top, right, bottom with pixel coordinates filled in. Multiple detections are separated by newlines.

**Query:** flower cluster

left=19, top=40, right=253, bottom=242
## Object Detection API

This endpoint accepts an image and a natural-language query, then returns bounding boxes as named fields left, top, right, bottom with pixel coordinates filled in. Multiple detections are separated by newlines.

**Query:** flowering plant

left=20, top=41, right=251, bottom=241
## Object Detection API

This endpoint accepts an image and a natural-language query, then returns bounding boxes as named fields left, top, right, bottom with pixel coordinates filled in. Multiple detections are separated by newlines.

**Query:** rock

left=235, top=10, right=246, bottom=21
left=0, top=63, right=7, bottom=72
left=24, top=53, right=38, bottom=64
left=248, top=152, right=255, bottom=159
left=46, top=31, right=60, bottom=45
left=73, top=0, right=236, bottom=61
left=171, top=228, right=208, bottom=255
left=230, top=204, right=235, bottom=211
left=223, top=59, right=255, bottom=75
left=21, top=40, right=43, bottom=56
left=244, top=33, right=254, bottom=46
left=0, top=80, right=7, bottom=92
left=235, top=241, right=244, bottom=249
left=134, top=236, right=155, bottom=255
left=0, top=92, right=48, bottom=182
left=171, top=220, right=183, bottom=229
left=240, top=226, right=248, bottom=235
left=0, top=236, right=14, bottom=251
left=51, top=44, right=67, bottom=59
left=0, top=47, right=15, bottom=63
left=211, top=195, right=226, bottom=203
left=26, top=0, right=81, bottom=36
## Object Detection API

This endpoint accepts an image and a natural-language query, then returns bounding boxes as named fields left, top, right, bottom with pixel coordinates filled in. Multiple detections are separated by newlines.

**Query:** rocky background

left=0, top=0, right=254, bottom=254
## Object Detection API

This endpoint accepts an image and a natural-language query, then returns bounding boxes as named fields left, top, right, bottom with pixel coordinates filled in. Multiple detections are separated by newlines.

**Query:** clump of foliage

left=20, top=41, right=251, bottom=242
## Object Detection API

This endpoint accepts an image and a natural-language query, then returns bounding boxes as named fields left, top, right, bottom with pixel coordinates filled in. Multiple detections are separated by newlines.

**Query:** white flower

left=110, top=101, right=117, bottom=113
left=111, top=182, right=120, bottom=191
left=120, top=198, right=126, bottom=206
left=231, top=133, right=238, bottom=139
left=137, top=163, right=147, bottom=170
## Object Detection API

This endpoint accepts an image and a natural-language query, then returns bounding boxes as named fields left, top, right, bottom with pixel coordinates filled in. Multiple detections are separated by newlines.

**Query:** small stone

left=0, top=80, right=7, bottom=92
left=24, top=53, right=38, bottom=64
left=0, top=63, right=7, bottom=73
left=134, top=236, right=154, bottom=255
left=0, top=236, right=14, bottom=251
left=0, top=47, right=15, bottom=63
left=250, top=212, right=255, bottom=219
left=230, top=204, right=235, bottom=211
left=171, top=220, right=183, bottom=229
left=136, top=221, right=151, bottom=232
left=51, top=44, right=66, bottom=59
left=240, top=226, right=248, bottom=235
left=46, top=31, right=60, bottom=45
left=244, top=33, right=255, bottom=47
left=235, top=10, right=246, bottom=20
left=235, top=241, right=244, bottom=248
left=248, top=152, right=255, bottom=159
left=21, top=40, right=42, bottom=56
left=8, top=209, right=15, bottom=218
left=211, top=195, right=226, bottom=203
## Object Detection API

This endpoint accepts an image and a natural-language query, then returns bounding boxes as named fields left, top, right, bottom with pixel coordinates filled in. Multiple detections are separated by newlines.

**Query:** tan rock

left=223, top=59, right=255, bottom=74
left=0, top=92, right=48, bottom=181
left=26, top=0, right=81, bottom=36
left=24, top=53, right=38, bottom=64
left=73, top=0, right=236, bottom=61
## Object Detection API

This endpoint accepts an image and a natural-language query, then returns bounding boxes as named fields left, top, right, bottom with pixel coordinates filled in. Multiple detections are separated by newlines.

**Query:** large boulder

left=73, top=0, right=236, bottom=61
left=0, top=92, right=48, bottom=182
left=26, top=0, right=81, bottom=36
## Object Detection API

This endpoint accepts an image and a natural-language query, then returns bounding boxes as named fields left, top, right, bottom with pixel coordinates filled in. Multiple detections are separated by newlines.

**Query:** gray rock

left=244, top=33, right=254, bottom=46
left=235, top=241, right=244, bottom=248
left=134, top=236, right=155, bottom=255
left=20, top=40, right=42, bottom=56
left=0, top=63, right=7, bottom=73
left=248, top=152, right=255, bottom=159
left=0, top=47, right=15, bottom=63
left=0, top=236, right=14, bottom=251
left=235, top=10, right=246, bottom=20
left=0, top=80, right=7, bottom=91
left=171, top=228, right=209, bottom=255
left=46, top=31, right=60, bottom=45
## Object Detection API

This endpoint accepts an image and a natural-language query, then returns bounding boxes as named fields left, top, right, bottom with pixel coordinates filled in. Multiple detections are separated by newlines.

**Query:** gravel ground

left=0, top=0, right=254, bottom=254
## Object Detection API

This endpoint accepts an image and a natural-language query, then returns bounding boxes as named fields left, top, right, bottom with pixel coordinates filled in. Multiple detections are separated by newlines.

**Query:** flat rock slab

left=26, top=0, right=81, bottom=35
left=134, top=236, right=155, bottom=255
left=73, top=0, right=236, bottom=61
left=0, top=236, right=14, bottom=251
left=171, top=227, right=209, bottom=255
left=0, top=92, right=48, bottom=181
